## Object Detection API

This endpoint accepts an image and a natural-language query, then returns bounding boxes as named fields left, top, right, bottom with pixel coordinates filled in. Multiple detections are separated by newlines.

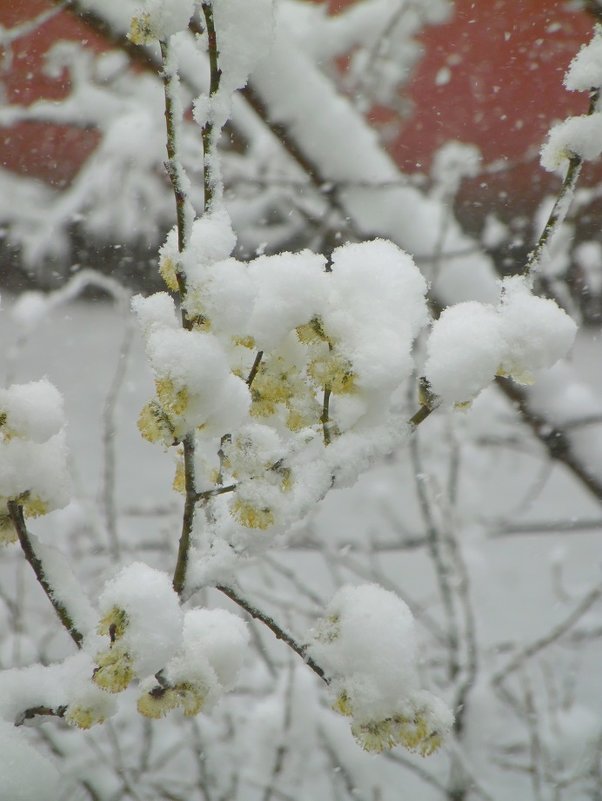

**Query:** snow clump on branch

left=0, top=378, right=71, bottom=542
left=424, top=275, right=577, bottom=405
left=307, top=584, right=453, bottom=754
left=541, top=25, right=602, bottom=172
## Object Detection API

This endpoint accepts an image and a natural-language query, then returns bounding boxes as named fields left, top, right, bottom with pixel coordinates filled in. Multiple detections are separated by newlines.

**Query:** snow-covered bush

left=1, top=3, right=602, bottom=800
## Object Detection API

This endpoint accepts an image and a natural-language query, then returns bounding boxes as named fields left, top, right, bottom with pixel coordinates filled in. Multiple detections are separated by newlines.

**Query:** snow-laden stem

left=15, top=705, right=67, bottom=727
left=159, top=39, right=191, bottom=263
left=216, top=584, right=327, bottom=682
left=524, top=88, right=600, bottom=277
left=200, top=1, right=222, bottom=209
left=158, top=37, right=198, bottom=597
left=7, top=502, right=83, bottom=648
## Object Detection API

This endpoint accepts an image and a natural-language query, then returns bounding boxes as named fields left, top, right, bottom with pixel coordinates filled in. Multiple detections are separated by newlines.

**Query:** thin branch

left=15, top=704, right=67, bottom=727
left=321, top=386, right=332, bottom=446
left=409, top=436, right=460, bottom=681
left=159, top=38, right=192, bottom=265
left=194, top=483, right=237, bottom=503
left=101, top=310, right=133, bottom=561
left=496, top=376, right=602, bottom=504
left=247, top=350, right=264, bottom=387
left=157, top=36, right=199, bottom=598
left=200, top=2, right=222, bottom=209
left=492, top=584, right=602, bottom=686
left=524, top=89, right=600, bottom=276
left=216, top=584, right=327, bottom=682
left=7, top=502, right=83, bottom=648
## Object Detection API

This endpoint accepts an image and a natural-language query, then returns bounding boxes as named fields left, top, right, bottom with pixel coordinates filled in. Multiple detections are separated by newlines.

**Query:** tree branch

left=524, top=89, right=600, bottom=277
left=216, top=584, right=327, bottom=682
left=7, top=502, right=83, bottom=648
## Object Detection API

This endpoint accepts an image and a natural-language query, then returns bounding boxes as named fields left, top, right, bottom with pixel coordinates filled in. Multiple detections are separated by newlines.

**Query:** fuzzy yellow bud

left=308, top=355, right=355, bottom=395
left=137, top=401, right=176, bottom=445
left=173, top=682, right=206, bottom=717
left=159, top=256, right=180, bottom=292
left=0, top=511, right=17, bottom=545
left=231, top=498, right=274, bottom=530
left=332, top=691, right=353, bottom=717
left=64, top=704, right=108, bottom=730
left=137, top=686, right=179, bottom=719
left=97, top=606, right=129, bottom=642
left=173, top=457, right=186, bottom=495
left=128, top=13, right=155, bottom=45
left=156, top=379, right=189, bottom=417
left=296, top=317, right=330, bottom=345
left=350, top=711, right=445, bottom=755
left=93, top=646, right=134, bottom=694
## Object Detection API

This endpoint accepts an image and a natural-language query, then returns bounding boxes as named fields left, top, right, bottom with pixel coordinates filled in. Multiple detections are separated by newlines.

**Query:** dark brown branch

left=247, top=351, right=264, bottom=387
left=15, top=705, right=67, bottom=727
left=321, top=387, right=332, bottom=446
left=7, top=502, right=83, bottom=648
left=194, top=483, right=237, bottom=503
left=199, top=3, right=222, bottom=209
left=216, top=584, right=327, bottom=682
left=496, top=376, right=602, bottom=503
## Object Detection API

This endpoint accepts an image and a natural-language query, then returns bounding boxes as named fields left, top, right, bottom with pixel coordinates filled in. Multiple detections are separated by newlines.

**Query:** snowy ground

left=1, top=294, right=601, bottom=801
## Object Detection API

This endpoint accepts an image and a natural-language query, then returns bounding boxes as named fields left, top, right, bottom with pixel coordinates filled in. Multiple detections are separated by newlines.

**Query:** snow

left=128, top=0, right=194, bottom=43
left=540, top=113, right=602, bottom=172
left=565, top=26, right=602, bottom=92
left=0, top=720, right=63, bottom=800
left=0, top=380, right=65, bottom=444
left=497, top=276, right=577, bottom=382
left=307, top=584, right=453, bottom=753
left=425, top=301, right=503, bottom=405
left=97, top=562, right=183, bottom=677
left=167, top=607, right=249, bottom=697
left=0, top=433, right=71, bottom=516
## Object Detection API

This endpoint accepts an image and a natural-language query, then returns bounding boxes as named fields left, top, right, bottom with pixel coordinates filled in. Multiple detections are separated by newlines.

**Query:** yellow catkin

left=97, top=607, right=129, bottom=640
left=128, top=12, right=154, bottom=45
left=159, top=256, right=180, bottom=292
left=137, top=687, right=179, bottom=719
left=231, top=498, right=274, bottom=530
left=93, top=647, right=134, bottom=693
left=64, top=705, right=107, bottom=730
left=172, top=458, right=186, bottom=495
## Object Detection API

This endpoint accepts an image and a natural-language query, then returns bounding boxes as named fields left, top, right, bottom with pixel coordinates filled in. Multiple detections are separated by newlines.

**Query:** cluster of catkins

left=307, top=584, right=454, bottom=754
left=65, top=563, right=249, bottom=729
left=133, top=217, right=431, bottom=554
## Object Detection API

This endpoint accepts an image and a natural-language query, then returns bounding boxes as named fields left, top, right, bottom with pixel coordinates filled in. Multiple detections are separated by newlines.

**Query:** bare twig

left=7, top=502, right=83, bottom=648
left=247, top=351, right=264, bottom=387
left=15, top=704, right=67, bottom=727
left=492, top=584, right=602, bottom=686
left=216, top=584, right=327, bottom=682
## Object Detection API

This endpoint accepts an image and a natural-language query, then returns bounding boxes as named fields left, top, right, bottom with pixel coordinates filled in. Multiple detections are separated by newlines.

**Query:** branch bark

left=7, top=502, right=83, bottom=648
